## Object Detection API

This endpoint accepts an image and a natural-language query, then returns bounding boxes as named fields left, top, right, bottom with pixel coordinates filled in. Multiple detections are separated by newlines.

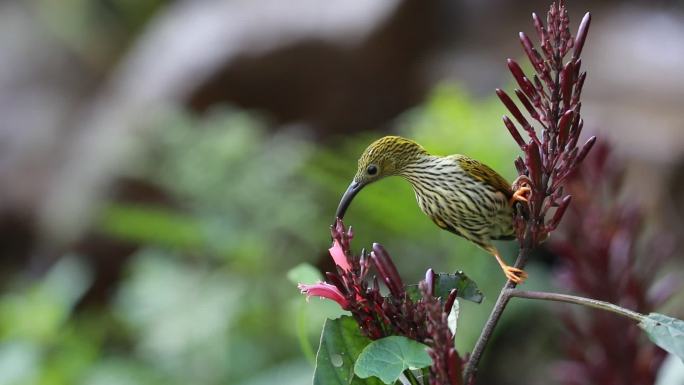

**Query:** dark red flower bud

left=519, top=32, right=544, bottom=72
left=425, top=268, right=435, bottom=297
left=507, top=59, right=538, bottom=100
left=503, top=116, right=526, bottom=149
left=526, top=141, right=543, bottom=189
left=560, top=61, right=574, bottom=109
left=371, top=243, right=404, bottom=297
left=515, top=89, right=540, bottom=121
left=573, top=72, right=587, bottom=103
left=557, top=110, right=575, bottom=148
left=574, top=58, right=583, bottom=77
left=447, top=348, right=462, bottom=385
left=548, top=195, right=572, bottom=230
left=325, top=272, right=347, bottom=294
left=573, top=12, right=592, bottom=60
left=576, top=136, right=597, bottom=165
left=497, top=89, right=532, bottom=134
left=444, top=289, right=458, bottom=315
left=532, top=12, right=546, bottom=45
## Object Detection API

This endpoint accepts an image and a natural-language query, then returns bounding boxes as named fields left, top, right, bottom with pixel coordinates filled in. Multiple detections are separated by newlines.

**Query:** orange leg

left=485, top=246, right=528, bottom=284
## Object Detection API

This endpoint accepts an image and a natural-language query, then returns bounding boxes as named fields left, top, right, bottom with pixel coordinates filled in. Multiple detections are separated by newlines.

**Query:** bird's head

left=335, top=136, right=428, bottom=219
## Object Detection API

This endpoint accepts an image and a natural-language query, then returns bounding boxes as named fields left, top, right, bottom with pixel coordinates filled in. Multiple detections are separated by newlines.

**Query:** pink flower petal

left=329, top=239, right=351, bottom=272
left=298, top=282, right=349, bottom=309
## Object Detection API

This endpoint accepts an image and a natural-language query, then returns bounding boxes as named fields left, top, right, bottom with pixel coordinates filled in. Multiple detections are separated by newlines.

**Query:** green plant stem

left=403, top=369, right=421, bottom=385
left=507, top=289, right=645, bottom=322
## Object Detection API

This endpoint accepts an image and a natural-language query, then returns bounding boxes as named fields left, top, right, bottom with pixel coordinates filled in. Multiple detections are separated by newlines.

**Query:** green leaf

left=287, top=263, right=323, bottom=285
left=406, top=271, right=484, bottom=304
left=314, top=316, right=384, bottom=385
left=639, top=313, right=684, bottom=363
left=354, top=336, right=432, bottom=384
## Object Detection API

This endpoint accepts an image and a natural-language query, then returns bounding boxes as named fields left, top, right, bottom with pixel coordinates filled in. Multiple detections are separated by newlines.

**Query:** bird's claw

left=503, top=266, right=528, bottom=284
left=510, top=186, right=531, bottom=204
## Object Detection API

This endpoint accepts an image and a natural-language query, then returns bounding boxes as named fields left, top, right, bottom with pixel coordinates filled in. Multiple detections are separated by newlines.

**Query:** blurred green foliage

left=0, top=84, right=551, bottom=384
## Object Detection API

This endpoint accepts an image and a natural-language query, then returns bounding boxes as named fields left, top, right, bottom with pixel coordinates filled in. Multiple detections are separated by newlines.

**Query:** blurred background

left=1, top=0, right=684, bottom=384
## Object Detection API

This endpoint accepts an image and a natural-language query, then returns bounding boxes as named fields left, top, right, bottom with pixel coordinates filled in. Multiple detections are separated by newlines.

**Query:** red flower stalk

left=551, top=143, right=677, bottom=385
left=465, top=2, right=596, bottom=382
left=498, top=0, right=595, bottom=243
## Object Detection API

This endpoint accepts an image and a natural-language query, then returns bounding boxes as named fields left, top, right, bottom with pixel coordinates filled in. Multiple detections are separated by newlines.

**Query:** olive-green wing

left=453, top=155, right=513, bottom=198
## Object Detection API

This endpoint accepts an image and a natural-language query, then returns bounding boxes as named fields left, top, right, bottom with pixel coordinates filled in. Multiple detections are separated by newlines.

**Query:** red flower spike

left=370, top=243, right=405, bottom=298
left=573, top=12, right=592, bottom=60
left=299, top=282, right=350, bottom=309
left=503, top=116, right=526, bottom=149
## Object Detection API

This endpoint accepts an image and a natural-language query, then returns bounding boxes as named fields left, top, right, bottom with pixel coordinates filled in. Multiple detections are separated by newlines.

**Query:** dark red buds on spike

left=371, top=243, right=404, bottom=297
left=573, top=12, right=592, bottom=60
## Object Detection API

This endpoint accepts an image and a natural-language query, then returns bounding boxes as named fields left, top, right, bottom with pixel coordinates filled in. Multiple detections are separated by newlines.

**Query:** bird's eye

left=367, top=165, right=378, bottom=175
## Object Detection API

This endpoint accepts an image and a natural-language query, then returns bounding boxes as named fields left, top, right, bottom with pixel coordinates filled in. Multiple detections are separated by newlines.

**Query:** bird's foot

left=503, top=265, right=528, bottom=284
left=509, top=176, right=532, bottom=206
left=509, top=185, right=531, bottom=205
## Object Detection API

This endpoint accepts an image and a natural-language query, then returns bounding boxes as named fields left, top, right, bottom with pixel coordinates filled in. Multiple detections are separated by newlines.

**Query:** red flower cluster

left=497, top=0, right=595, bottom=243
left=299, top=219, right=462, bottom=384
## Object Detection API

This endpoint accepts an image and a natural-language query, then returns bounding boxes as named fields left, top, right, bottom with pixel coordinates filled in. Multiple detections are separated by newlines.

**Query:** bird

left=335, top=135, right=531, bottom=283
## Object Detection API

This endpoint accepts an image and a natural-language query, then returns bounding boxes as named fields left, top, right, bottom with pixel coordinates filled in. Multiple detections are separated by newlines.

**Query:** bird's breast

left=403, top=162, right=513, bottom=241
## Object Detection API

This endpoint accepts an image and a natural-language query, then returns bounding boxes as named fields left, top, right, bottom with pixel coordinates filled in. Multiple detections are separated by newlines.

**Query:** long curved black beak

left=335, top=181, right=363, bottom=220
